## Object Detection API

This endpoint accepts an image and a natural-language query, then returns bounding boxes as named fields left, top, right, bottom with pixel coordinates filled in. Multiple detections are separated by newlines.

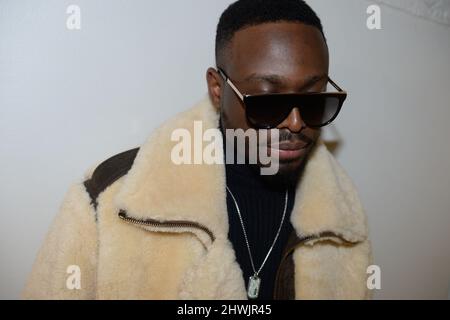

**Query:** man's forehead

left=233, top=21, right=324, bottom=41
left=242, top=72, right=327, bottom=86
left=230, top=22, right=326, bottom=54
left=227, top=24, right=328, bottom=79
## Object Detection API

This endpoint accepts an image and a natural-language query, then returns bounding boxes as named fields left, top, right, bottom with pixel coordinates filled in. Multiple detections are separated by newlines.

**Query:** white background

left=1, top=0, right=449, bottom=299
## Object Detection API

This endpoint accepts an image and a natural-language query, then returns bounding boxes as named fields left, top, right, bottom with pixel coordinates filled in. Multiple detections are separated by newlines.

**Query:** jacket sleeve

left=22, top=178, right=98, bottom=300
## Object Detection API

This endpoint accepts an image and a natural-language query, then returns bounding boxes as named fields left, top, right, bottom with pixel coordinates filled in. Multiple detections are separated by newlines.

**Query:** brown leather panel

left=83, top=147, right=140, bottom=212
left=273, top=229, right=303, bottom=299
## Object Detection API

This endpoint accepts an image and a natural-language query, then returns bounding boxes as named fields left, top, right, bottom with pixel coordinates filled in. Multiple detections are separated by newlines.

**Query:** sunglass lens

left=300, top=95, right=340, bottom=127
left=244, top=94, right=342, bottom=128
left=244, top=95, right=294, bottom=129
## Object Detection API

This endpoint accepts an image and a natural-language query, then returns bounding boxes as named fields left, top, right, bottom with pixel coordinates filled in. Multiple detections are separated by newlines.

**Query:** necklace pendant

left=247, top=275, right=261, bottom=299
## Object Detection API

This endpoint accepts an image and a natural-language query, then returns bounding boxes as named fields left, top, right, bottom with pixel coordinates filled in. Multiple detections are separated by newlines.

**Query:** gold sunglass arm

left=218, top=67, right=346, bottom=97
left=327, top=76, right=347, bottom=94
left=217, top=68, right=245, bottom=101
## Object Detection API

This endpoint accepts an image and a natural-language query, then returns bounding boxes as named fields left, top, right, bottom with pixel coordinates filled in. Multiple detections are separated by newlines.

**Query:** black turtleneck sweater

left=225, top=161, right=296, bottom=300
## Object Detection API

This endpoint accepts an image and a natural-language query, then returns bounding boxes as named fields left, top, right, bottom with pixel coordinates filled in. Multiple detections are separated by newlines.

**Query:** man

left=23, top=0, right=372, bottom=300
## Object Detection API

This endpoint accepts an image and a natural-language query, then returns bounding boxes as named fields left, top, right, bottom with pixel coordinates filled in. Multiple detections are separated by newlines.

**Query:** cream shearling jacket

left=23, top=95, right=372, bottom=300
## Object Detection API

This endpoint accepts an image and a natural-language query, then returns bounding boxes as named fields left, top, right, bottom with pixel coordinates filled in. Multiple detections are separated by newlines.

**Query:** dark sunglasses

left=217, top=67, right=347, bottom=129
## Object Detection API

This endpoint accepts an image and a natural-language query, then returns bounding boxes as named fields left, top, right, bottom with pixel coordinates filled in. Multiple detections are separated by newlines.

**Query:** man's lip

left=270, top=141, right=310, bottom=150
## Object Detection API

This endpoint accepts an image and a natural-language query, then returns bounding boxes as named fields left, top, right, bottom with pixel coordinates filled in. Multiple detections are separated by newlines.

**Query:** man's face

left=207, top=22, right=329, bottom=184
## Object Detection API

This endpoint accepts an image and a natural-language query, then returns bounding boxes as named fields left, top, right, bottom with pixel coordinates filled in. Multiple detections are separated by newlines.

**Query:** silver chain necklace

left=226, top=185, right=288, bottom=299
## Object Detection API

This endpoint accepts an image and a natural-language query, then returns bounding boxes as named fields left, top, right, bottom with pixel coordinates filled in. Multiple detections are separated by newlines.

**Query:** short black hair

left=215, top=0, right=326, bottom=67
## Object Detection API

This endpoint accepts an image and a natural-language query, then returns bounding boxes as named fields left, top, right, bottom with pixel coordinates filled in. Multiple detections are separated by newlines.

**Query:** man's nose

left=277, top=107, right=305, bottom=132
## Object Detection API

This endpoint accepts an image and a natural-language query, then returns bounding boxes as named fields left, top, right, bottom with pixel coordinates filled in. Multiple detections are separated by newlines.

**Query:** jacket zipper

left=119, top=210, right=338, bottom=300
left=273, top=234, right=317, bottom=300
left=118, top=210, right=216, bottom=243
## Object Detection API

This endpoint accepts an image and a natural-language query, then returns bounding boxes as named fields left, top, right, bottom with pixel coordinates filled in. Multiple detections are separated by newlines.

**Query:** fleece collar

left=114, top=95, right=368, bottom=249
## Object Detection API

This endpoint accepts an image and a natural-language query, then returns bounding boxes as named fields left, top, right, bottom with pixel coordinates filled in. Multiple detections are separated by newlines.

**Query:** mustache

left=277, top=129, right=313, bottom=145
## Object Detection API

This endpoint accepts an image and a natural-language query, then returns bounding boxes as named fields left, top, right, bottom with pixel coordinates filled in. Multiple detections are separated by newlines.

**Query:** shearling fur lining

left=22, top=94, right=372, bottom=300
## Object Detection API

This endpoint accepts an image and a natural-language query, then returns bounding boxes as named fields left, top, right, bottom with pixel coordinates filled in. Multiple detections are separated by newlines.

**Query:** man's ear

left=206, top=67, right=222, bottom=111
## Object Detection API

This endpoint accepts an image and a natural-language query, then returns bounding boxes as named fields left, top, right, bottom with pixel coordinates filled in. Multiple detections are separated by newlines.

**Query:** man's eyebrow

left=243, top=73, right=287, bottom=85
left=243, top=72, right=328, bottom=89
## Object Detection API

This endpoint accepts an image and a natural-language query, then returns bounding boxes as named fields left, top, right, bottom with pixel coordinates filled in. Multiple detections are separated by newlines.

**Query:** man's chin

left=257, top=156, right=306, bottom=189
